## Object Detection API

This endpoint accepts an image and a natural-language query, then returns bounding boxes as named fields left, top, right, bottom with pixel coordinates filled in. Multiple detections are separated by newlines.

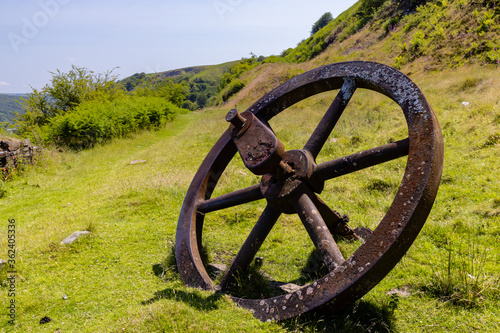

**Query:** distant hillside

left=120, top=61, right=238, bottom=110
left=0, top=93, right=25, bottom=123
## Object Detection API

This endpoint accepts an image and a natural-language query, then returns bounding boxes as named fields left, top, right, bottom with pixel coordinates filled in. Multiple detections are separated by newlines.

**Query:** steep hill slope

left=274, top=0, right=498, bottom=68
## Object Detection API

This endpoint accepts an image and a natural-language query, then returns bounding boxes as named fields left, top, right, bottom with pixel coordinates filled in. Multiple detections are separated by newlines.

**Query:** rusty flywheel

left=175, top=61, right=443, bottom=321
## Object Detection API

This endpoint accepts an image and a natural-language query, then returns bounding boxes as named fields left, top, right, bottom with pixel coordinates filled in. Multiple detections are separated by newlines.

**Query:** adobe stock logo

left=7, top=0, right=71, bottom=54
left=213, top=0, right=244, bottom=21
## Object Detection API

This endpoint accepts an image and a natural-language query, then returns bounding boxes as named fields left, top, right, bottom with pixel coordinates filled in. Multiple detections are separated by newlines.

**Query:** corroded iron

left=175, top=61, right=443, bottom=321
left=227, top=109, right=286, bottom=175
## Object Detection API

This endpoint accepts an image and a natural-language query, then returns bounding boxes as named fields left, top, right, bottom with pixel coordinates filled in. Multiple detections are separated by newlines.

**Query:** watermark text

left=6, top=219, right=16, bottom=325
left=7, top=0, right=71, bottom=54
left=213, top=0, right=244, bottom=21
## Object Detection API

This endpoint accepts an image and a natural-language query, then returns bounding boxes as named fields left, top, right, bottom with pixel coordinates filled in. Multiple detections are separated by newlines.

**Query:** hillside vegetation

left=1, top=0, right=499, bottom=332
left=0, top=94, right=25, bottom=124
left=120, top=61, right=239, bottom=110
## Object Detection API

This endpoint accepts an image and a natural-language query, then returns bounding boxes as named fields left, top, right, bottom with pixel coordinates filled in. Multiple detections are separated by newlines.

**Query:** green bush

left=217, top=55, right=261, bottom=93
left=131, top=76, right=189, bottom=108
left=46, top=96, right=183, bottom=149
left=475, top=9, right=495, bottom=33
left=182, top=100, right=199, bottom=111
left=383, top=16, right=401, bottom=33
left=16, top=66, right=121, bottom=132
left=221, top=79, right=245, bottom=102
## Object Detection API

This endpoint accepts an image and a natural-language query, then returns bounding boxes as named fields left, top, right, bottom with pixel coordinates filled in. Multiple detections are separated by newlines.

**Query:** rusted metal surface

left=228, top=109, right=286, bottom=175
left=175, top=61, right=443, bottom=321
left=294, top=190, right=344, bottom=271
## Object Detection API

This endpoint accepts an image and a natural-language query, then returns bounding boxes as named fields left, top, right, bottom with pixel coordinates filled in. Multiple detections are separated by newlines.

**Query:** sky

left=0, top=0, right=358, bottom=94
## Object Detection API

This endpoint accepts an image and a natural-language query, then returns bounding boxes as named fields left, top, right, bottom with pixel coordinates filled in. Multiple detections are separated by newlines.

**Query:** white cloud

left=0, top=81, right=10, bottom=86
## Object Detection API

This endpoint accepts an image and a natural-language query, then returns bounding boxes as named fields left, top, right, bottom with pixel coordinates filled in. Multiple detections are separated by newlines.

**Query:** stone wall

left=0, top=139, right=38, bottom=171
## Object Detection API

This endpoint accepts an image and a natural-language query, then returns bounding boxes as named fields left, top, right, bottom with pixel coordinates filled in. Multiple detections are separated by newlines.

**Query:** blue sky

left=1, top=0, right=358, bottom=93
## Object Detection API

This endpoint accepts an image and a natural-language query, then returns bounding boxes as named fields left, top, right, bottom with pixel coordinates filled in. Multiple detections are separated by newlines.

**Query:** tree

left=196, top=94, right=208, bottom=108
left=311, top=12, right=333, bottom=35
left=132, top=76, right=189, bottom=108
left=45, top=66, right=118, bottom=112
left=15, top=66, right=121, bottom=135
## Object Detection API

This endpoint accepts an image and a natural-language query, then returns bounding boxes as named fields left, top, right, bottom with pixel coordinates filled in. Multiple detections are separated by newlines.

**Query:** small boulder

left=130, top=160, right=147, bottom=165
left=61, top=231, right=91, bottom=245
left=272, top=282, right=301, bottom=294
left=0, top=140, right=21, bottom=152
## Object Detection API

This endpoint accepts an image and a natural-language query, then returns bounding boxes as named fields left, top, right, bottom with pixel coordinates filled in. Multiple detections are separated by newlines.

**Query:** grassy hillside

left=279, top=0, right=499, bottom=68
left=1, top=0, right=499, bottom=332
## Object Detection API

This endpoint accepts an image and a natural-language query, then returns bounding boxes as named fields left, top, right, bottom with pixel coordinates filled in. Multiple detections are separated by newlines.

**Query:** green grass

left=0, top=62, right=499, bottom=332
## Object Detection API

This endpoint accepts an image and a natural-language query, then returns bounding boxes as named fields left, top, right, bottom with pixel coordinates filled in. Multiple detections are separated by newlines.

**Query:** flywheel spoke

left=309, top=194, right=344, bottom=233
left=218, top=203, right=282, bottom=291
left=197, top=184, right=263, bottom=214
left=303, top=78, right=357, bottom=159
left=313, top=138, right=409, bottom=182
left=294, top=190, right=345, bottom=271
left=309, top=194, right=363, bottom=241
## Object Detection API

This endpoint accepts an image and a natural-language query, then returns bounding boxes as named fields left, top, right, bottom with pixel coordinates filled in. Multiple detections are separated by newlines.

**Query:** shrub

left=132, top=76, right=189, bottom=108
left=46, top=96, right=183, bottom=149
left=383, top=16, right=401, bottom=33
left=221, top=79, right=245, bottom=102
left=410, top=30, right=426, bottom=54
left=474, top=9, right=495, bottom=33
left=16, top=66, right=121, bottom=133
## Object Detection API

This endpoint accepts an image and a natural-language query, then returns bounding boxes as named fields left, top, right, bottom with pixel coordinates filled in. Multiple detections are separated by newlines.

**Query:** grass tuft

left=421, top=241, right=499, bottom=308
